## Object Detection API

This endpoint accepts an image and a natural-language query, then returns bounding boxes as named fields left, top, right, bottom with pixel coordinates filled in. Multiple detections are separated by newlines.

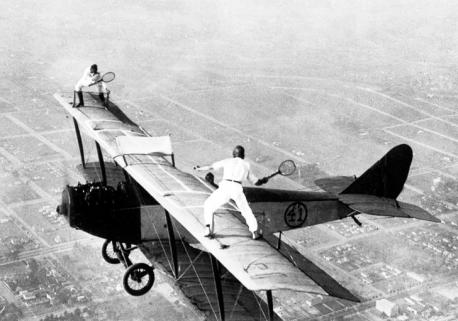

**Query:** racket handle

left=265, top=171, right=280, bottom=179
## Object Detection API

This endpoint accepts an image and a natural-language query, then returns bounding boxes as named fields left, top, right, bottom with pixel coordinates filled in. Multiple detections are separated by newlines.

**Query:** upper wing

left=54, top=92, right=327, bottom=294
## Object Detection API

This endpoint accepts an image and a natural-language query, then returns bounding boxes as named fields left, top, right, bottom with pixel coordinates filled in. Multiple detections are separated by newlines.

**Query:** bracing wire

left=176, top=251, right=204, bottom=282
left=228, top=285, right=244, bottom=320
left=251, top=290, right=269, bottom=321
left=132, top=182, right=174, bottom=274
left=171, top=216, right=219, bottom=320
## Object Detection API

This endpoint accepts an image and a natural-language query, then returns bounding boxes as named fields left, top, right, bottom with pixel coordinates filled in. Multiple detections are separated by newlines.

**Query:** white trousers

left=204, top=181, right=258, bottom=233
left=74, top=79, right=106, bottom=93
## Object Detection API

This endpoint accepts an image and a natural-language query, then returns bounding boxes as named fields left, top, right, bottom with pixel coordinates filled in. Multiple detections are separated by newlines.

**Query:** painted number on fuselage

left=284, top=202, right=307, bottom=228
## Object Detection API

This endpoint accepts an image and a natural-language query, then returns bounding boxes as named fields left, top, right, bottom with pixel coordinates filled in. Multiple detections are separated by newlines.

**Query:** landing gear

left=101, top=240, right=122, bottom=264
left=123, top=263, right=155, bottom=296
left=102, top=239, right=155, bottom=296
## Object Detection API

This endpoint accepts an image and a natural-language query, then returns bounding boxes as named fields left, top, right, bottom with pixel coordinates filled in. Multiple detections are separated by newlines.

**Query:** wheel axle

left=102, top=239, right=155, bottom=296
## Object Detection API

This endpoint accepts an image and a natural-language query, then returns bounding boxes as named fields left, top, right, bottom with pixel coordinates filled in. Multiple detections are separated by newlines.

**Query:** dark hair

left=232, top=145, right=245, bottom=159
left=90, top=64, right=98, bottom=73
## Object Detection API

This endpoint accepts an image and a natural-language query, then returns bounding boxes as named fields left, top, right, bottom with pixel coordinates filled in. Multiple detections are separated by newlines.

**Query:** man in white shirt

left=194, top=145, right=268, bottom=240
left=74, top=64, right=107, bottom=107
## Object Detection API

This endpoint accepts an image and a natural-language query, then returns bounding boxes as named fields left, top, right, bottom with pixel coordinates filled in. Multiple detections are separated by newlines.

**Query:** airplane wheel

left=102, top=240, right=121, bottom=264
left=123, top=263, right=155, bottom=296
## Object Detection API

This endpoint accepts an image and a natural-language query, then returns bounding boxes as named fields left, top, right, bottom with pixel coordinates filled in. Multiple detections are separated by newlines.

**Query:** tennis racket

left=89, top=72, right=115, bottom=86
left=265, top=160, right=296, bottom=179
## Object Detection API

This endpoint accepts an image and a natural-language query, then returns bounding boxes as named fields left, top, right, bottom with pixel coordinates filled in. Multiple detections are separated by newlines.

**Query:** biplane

left=54, top=91, right=440, bottom=321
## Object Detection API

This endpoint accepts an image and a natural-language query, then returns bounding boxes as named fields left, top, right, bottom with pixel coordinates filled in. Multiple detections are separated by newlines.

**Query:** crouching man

left=74, top=64, right=107, bottom=107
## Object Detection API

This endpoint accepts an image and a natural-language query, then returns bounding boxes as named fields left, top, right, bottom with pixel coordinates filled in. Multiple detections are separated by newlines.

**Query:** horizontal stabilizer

left=315, top=176, right=356, bottom=194
left=339, top=194, right=440, bottom=223
left=399, top=201, right=441, bottom=222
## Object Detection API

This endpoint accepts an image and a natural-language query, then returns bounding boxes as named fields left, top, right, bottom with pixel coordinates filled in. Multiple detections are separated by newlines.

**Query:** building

left=406, top=272, right=425, bottom=283
left=376, top=299, right=399, bottom=317
left=435, top=286, right=458, bottom=300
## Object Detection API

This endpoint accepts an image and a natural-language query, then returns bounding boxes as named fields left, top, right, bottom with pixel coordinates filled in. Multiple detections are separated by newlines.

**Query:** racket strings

left=102, top=72, right=115, bottom=82
left=279, top=160, right=296, bottom=176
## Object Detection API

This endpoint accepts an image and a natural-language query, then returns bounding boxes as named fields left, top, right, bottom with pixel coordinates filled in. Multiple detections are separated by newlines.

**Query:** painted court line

left=275, top=86, right=458, bottom=144
left=237, top=73, right=368, bottom=88
left=123, top=100, right=216, bottom=145
left=384, top=128, right=458, bottom=159
left=279, top=87, right=458, bottom=158
left=357, top=87, right=458, bottom=128
left=414, top=97, right=457, bottom=114
left=410, top=167, right=458, bottom=180
left=271, top=86, right=406, bottom=125
left=282, top=93, right=316, bottom=106
left=174, top=83, right=251, bottom=95
left=157, top=95, right=308, bottom=164
left=133, top=93, right=447, bottom=199
left=382, top=123, right=458, bottom=145
left=385, top=114, right=458, bottom=128
left=124, top=99, right=303, bottom=193
left=146, top=94, right=454, bottom=197
left=5, top=114, right=73, bottom=159
left=0, top=96, right=12, bottom=105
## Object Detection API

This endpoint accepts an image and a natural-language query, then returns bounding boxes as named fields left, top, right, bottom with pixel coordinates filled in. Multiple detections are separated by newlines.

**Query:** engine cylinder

left=57, top=182, right=142, bottom=243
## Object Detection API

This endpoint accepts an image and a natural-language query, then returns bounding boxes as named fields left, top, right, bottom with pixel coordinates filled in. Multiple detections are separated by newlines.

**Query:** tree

left=55, top=288, right=72, bottom=305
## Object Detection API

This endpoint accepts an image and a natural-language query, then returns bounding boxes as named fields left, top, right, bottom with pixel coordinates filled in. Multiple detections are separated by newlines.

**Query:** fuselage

left=58, top=180, right=352, bottom=244
left=246, top=187, right=352, bottom=233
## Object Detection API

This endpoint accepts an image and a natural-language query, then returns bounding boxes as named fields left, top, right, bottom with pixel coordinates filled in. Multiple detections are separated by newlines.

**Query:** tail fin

left=338, top=144, right=440, bottom=223
left=341, top=144, right=412, bottom=199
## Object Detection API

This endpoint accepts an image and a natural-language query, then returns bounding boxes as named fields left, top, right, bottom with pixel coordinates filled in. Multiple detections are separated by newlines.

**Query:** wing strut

left=165, top=210, right=179, bottom=278
left=266, top=290, right=274, bottom=321
left=72, top=118, right=86, bottom=169
left=209, top=253, right=225, bottom=321
left=95, top=141, right=107, bottom=186
left=276, top=231, right=282, bottom=250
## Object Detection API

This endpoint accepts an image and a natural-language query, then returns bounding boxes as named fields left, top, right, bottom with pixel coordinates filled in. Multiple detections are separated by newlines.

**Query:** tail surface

left=337, top=144, right=440, bottom=223
left=341, top=144, right=412, bottom=199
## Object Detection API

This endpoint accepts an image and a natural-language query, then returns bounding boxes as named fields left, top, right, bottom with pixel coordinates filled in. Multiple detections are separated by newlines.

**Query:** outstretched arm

left=194, top=159, right=225, bottom=172
left=247, top=168, right=269, bottom=186
left=193, top=165, right=213, bottom=171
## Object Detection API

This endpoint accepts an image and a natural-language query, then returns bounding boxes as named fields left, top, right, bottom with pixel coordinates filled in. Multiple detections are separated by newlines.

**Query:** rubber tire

left=101, top=240, right=121, bottom=264
left=123, top=263, right=155, bottom=296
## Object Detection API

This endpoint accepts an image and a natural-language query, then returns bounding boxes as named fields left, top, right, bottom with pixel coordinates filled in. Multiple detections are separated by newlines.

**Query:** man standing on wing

left=74, top=64, right=107, bottom=107
left=194, top=145, right=268, bottom=240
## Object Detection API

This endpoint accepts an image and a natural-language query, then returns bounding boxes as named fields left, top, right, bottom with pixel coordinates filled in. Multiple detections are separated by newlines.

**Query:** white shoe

left=252, top=230, right=262, bottom=240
